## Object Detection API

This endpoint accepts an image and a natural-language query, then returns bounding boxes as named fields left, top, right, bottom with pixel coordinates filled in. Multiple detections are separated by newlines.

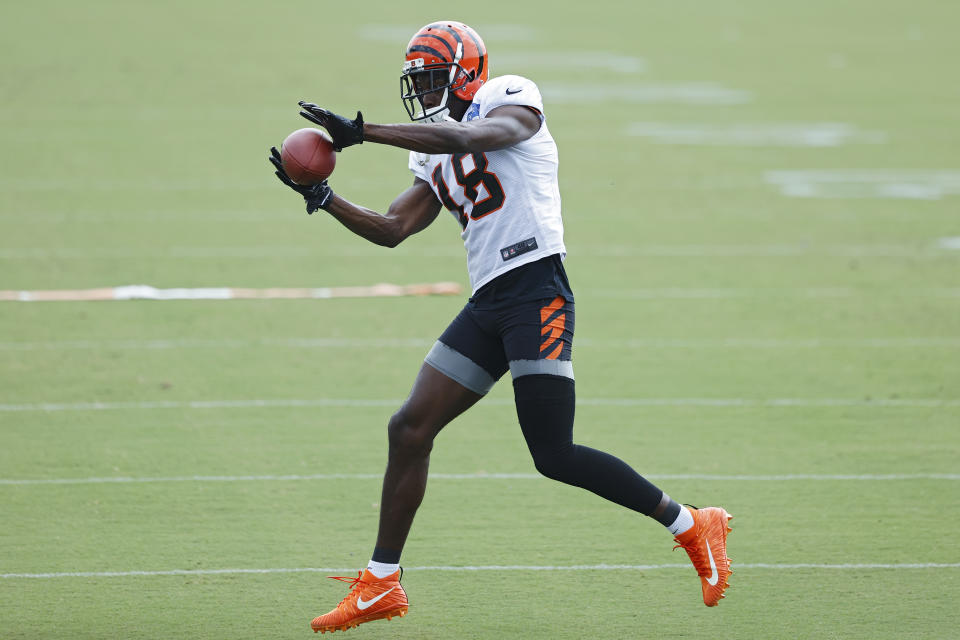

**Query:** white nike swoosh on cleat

left=705, top=539, right=719, bottom=586
left=356, top=586, right=397, bottom=610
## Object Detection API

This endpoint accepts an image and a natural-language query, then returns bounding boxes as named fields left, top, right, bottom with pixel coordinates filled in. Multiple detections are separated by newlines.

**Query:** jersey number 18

left=432, top=152, right=506, bottom=229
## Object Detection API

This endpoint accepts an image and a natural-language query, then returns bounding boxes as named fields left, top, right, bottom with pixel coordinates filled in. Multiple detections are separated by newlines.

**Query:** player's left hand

left=269, top=146, right=334, bottom=214
left=298, top=102, right=364, bottom=151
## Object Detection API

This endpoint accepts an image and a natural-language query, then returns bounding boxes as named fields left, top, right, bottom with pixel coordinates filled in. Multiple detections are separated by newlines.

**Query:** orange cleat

left=310, top=568, right=409, bottom=634
left=673, top=506, right=733, bottom=606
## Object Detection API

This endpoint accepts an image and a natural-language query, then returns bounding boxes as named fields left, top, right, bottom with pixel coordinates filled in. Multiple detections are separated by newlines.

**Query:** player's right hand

left=269, top=146, right=334, bottom=214
left=298, top=102, right=364, bottom=151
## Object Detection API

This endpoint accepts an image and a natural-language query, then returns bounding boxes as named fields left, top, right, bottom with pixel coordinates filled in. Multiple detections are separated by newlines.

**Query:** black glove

left=298, top=101, right=364, bottom=151
left=269, top=146, right=334, bottom=214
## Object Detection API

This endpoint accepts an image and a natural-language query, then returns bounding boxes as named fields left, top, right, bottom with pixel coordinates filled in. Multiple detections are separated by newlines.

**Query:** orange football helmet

left=401, top=21, right=488, bottom=122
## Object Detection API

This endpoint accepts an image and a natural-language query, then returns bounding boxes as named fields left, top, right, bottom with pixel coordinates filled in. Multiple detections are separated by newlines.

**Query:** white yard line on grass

left=574, top=244, right=955, bottom=258
left=0, top=282, right=461, bottom=302
left=496, top=51, right=646, bottom=73
left=4, top=563, right=959, bottom=579
left=5, top=286, right=957, bottom=302
left=1, top=397, right=959, bottom=413
left=2, top=473, right=957, bottom=486
left=765, top=170, right=960, bottom=200
left=591, top=287, right=960, bottom=299
left=626, top=122, right=886, bottom=147
left=541, top=83, right=752, bottom=105
left=2, top=244, right=956, bottom=260
left=0, top=338, right=435, bottom=351
left=3, top=336, right=960, bottom=351
left=358, top=24, right=536, bottom=42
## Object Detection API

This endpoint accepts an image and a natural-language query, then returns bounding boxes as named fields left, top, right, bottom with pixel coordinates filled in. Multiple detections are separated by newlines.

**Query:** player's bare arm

left=298, top=102, right=541, bottom=153
left=362, top=105, right=541, bottom=153
left=323, top=178, right=441, bottom=248
left=269, top=143, right=440, bottom=246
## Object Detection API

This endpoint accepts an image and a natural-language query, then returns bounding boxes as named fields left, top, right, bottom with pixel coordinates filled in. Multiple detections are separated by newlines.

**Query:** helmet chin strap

left=421, top=107, right=450, bottom=123
left=419, top=87, right=450, bottom=123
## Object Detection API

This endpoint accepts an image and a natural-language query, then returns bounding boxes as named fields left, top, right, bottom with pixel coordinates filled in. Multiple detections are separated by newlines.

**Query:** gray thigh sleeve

left=424, top=341, right=498, bottom=395
left=508, top=359, right=575, bottom=380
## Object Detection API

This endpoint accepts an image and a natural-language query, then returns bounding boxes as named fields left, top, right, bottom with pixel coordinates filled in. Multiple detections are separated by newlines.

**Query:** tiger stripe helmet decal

left=401, top=21, right=488, bottom=121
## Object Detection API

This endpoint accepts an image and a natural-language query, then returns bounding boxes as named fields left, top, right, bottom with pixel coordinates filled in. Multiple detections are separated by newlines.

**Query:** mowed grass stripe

left=2, top=473, right=958, bottom=486
left=1, top=243, right=958, bottom=259
left=5, top=563, right=959, bottom=579
left=4, top=336, right=960, bottom=350
left=2, top=397, right=958, bottom=412
left=591, top=287, right=960, bottom=299
left=2, top=288, right=959, bottom=301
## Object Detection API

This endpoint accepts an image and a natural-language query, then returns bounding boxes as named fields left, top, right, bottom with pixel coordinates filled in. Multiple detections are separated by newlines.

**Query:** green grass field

left=2, top=1, right=959, bottom=638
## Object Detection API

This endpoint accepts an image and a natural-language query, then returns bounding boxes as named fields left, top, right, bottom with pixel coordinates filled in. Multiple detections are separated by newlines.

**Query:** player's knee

left=387, top=407, right=436, bottom=456
left=514, top=374, right=578, bottom=482
left=529, top=444, right=576, bottom=483
left=531, top=453, right=564, bottom=481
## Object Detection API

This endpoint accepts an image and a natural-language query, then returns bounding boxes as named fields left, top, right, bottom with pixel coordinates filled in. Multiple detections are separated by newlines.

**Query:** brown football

left=280, top=128, right=336, bottom=185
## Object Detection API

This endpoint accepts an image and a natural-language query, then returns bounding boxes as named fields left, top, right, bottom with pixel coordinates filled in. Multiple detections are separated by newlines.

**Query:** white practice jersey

left=409, top=74, right=565, bottom=294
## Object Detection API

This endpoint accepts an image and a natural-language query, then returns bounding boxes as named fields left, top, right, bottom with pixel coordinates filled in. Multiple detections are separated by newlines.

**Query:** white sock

left=666, top=505, right=695, bottom=536
left=367, top=560, right=399, bottom=579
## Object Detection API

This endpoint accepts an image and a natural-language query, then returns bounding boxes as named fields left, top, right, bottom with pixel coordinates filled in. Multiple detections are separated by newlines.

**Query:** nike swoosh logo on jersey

left=506, top=88, right=523, bottom=95
left=356, top=586, right=397, bottom=610
left=705, top=539, right=719, bottom=586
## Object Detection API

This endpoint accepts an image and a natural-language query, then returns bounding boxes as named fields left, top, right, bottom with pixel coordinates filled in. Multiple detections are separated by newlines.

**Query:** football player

left=269, top=21, right=732, bottom=634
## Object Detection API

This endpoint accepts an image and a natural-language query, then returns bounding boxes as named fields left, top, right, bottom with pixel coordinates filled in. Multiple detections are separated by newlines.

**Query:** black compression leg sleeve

left=512, top=374, right=665, bottom=515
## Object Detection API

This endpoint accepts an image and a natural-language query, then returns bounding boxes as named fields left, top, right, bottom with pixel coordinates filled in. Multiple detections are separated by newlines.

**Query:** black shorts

left=424, top=254, right=575, bottom=394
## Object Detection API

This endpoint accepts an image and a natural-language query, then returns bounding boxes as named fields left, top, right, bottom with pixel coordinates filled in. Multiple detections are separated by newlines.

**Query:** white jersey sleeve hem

left=476, top=75, right=544, bottom=119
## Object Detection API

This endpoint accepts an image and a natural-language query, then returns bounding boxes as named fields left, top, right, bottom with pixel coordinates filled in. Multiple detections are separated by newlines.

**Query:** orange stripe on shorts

left=540, top=296, right=566, bottom=360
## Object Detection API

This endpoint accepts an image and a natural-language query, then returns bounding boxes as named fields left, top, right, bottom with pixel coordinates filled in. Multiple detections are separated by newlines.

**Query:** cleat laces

left=328, top=571, right=368, bottom=608
left=673, top=536, right=709, bottom=576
